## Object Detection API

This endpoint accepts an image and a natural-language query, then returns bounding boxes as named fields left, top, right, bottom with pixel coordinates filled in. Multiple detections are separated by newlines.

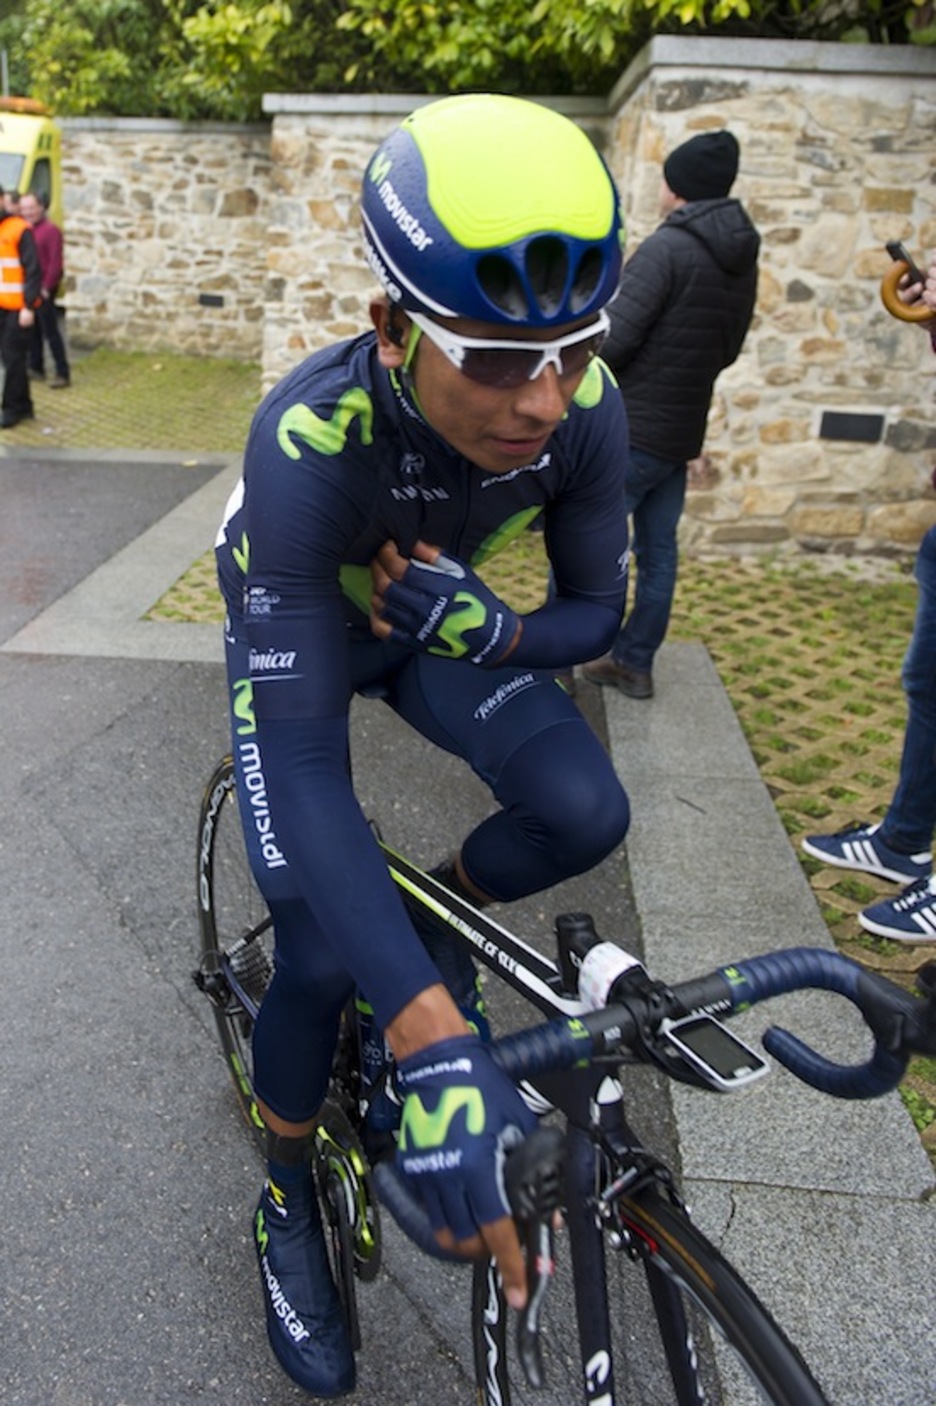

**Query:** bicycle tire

left=472, top=1175, right=828, bottom=1406
left=198, top=758, right=386, bottom=1314
left=196, top=754, right=273, bottom=1152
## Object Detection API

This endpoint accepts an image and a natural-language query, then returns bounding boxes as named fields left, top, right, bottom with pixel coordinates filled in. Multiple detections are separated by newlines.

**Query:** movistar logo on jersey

left=399, top=1087, right=485, bottom=1152
left=426, top=592, right=487, bottom=658
left=277, top=388, right=375, bottom=458
left=232, top=676, right=255, bottom=736
left=239, top=739, right=287, bottom=871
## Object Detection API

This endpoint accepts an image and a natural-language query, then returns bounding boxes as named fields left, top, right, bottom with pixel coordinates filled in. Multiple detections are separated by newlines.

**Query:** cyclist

left=215, top=93, right=631, bottom=1396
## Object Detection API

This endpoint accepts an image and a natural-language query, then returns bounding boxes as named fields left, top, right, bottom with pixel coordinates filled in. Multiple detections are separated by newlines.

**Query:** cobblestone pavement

left=2, top=345, right=260, bottom=453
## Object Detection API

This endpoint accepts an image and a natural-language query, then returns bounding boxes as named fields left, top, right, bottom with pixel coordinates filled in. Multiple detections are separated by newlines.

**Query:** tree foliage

left=4, top=0, right=932, bottom=120
left=337, top=0, right=934, bottom=94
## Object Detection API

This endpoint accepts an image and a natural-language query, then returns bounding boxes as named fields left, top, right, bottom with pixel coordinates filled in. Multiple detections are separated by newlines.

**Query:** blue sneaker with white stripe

left=859, top=876, right=936, bottom=943
left=801, top=822, right=931, bottom=886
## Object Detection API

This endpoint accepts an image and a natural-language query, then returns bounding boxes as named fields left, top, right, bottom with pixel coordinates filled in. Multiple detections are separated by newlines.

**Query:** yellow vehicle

left=0, top=96, right=62, bottom=229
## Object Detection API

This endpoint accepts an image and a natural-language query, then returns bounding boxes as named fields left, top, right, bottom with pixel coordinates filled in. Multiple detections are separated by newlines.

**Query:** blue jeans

left=879, top=525, right=936, bottom=855
left=611, top=447, right=687, bottom=673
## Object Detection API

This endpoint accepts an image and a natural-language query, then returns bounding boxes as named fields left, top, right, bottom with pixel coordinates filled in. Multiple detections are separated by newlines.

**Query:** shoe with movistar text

left=254, top=1175, right=355, bottom=1397
left=859, top=875, right=936, bottom=943
left=801, top=822, right=931, bottom=885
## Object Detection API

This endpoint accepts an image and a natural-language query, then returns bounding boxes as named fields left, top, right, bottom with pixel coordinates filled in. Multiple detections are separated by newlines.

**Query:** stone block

left=219, top=188, right=259, bottom=218
left=790, top=503, right=865, bottom=537
left=864, top=187, right=914, bottom=213
left=886, top=419, right=936, bottom=453
left=710, top=522, right=789, bottom=545
left=867, top=501, right=936, bottom=544
left=759, top=417, right=812, bottom=444
left=741, top=485, right=797, bottom=516
left=799, top=336, right=847, bottom=363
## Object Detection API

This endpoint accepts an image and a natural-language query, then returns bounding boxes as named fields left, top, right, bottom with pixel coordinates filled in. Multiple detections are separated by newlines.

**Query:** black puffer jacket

left=604, top=198, right=760, bottom=461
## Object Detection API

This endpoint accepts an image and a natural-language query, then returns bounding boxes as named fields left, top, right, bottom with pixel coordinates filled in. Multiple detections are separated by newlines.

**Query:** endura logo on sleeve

left=480, top=452, right=551, bottom=487
left=238, top=740, right=287, bottom=871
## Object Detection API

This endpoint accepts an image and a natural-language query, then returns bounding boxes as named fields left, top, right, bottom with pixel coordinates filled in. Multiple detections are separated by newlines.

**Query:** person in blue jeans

left=583, top=130, right=759, bottom=699
left=802, top=250, right=936, bottom=942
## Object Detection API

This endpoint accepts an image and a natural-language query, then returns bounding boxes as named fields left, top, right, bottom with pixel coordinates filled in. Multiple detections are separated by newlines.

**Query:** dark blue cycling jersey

left=215, top=332, right=630, bottom=1060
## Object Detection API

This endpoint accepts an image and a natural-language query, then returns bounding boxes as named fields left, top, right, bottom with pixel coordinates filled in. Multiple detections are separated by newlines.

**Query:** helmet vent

left=569, top=247, right=603, bottom=313
left=477, top=254, right=528, bottom=319
left=525, top=237, right=569, bottom=319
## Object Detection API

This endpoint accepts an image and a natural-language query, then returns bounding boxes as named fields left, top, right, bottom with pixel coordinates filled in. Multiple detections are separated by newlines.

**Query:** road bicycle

left=194, top=753, right=936, bottom=1405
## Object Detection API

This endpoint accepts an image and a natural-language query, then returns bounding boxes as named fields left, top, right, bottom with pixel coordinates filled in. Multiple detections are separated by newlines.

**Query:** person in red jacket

left=20, top=192, right=70, bottom=388
left=0, top=185, right=42, bottom=427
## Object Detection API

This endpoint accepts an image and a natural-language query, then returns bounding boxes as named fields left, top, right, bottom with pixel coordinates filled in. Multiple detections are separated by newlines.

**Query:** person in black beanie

left=579, top=129, right=759, bottom=699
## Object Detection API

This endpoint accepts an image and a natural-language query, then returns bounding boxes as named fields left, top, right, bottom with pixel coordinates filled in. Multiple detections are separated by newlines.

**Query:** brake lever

left=505, top=1124, right=566, bottom=1390
left=517, top=1216, right=555, bottom=1388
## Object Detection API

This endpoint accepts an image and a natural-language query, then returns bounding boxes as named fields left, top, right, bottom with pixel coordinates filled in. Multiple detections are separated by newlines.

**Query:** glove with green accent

left=396, top=1034, right=536, bottom=1241
left=380, top=551, right=519, bottom=665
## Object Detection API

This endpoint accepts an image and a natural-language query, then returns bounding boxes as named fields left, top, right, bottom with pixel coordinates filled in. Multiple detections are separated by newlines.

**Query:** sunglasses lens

left=461, top=348, right=537, bottom=388
left=460, top=329, right=606, bottom=388
left=559, top=332, right=606, bottom=376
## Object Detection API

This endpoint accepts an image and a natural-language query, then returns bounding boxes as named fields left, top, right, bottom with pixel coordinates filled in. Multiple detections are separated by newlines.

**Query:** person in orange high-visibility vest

left=0, top=184, right=42, bottom=428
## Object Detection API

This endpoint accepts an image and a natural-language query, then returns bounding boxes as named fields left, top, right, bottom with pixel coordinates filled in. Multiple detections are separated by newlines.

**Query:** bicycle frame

left=380, top=843, right=697, bottom=1404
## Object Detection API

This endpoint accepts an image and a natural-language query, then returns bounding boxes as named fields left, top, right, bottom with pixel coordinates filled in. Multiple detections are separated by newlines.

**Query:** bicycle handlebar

left=487, top=945, right=934, bottom=1098
left=714, top=946, right=920, bottom=1097
left=374, top=945, right=935, bottom=1262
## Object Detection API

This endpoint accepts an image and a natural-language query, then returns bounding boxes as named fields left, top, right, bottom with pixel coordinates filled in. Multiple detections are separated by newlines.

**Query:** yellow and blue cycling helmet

left=361, top=94, right=624, bottom=327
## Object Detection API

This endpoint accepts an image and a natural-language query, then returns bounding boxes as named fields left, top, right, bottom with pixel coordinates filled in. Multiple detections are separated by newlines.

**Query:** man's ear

left=371, top=299, right=410, bottom=368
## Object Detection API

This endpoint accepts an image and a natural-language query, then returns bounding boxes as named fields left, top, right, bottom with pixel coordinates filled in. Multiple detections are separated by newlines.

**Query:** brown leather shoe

left=582, top=655, right=654, bottom=699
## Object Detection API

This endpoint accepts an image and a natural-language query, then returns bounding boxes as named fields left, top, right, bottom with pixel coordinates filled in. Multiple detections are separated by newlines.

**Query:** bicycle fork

left=568, top=1073, right=705, bottom=1406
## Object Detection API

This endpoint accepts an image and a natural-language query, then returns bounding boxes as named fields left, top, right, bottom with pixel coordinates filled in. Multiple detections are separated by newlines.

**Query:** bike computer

left=660, top=1014, right=770, bottom=1092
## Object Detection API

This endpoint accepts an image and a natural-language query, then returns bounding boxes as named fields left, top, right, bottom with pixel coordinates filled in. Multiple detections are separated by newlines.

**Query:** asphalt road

left=0, top=452, right=644, bottom=1405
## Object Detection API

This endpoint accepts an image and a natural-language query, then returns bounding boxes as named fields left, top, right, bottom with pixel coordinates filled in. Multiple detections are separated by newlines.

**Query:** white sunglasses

left=407, top=309, right=610, bottom=389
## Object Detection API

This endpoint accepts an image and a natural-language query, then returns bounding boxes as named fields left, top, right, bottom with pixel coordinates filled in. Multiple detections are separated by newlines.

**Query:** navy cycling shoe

left=254, top=1174, right=355, bottom=1397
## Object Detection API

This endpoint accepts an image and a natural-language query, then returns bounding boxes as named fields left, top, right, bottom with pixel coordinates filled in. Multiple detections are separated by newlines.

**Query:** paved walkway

left=5, top=449, right=934, bottom=1403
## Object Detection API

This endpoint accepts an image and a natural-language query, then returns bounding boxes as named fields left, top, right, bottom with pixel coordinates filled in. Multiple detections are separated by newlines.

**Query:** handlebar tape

left=719, top=946, right=908, bottom=1097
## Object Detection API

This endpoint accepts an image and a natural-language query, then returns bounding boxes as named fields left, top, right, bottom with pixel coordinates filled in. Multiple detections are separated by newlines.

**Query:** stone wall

left=61, top=117, right=271, bottom=360
left=58, top=39, right=936, bottom=557
left=607, top=39, right=936, bottom=559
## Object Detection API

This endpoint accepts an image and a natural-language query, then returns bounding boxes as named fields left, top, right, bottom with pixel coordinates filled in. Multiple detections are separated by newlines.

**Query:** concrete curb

left=1, top=457, right=238, bottom=662
left=602, top=645, right=935, bottom=1404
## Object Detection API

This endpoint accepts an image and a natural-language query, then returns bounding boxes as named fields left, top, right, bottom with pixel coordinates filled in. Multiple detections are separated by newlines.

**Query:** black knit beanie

left=663, top=130, right=739, bottom=201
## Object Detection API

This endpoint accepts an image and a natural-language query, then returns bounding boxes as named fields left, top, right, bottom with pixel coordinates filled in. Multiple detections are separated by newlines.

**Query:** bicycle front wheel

left=472, top=1156, right=827, bottom=1406
left=196, top=754, right=273, bottom=1151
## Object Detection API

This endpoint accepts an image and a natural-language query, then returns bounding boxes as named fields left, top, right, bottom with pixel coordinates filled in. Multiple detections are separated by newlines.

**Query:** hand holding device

left=881, top=240, right=933, bottom=323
